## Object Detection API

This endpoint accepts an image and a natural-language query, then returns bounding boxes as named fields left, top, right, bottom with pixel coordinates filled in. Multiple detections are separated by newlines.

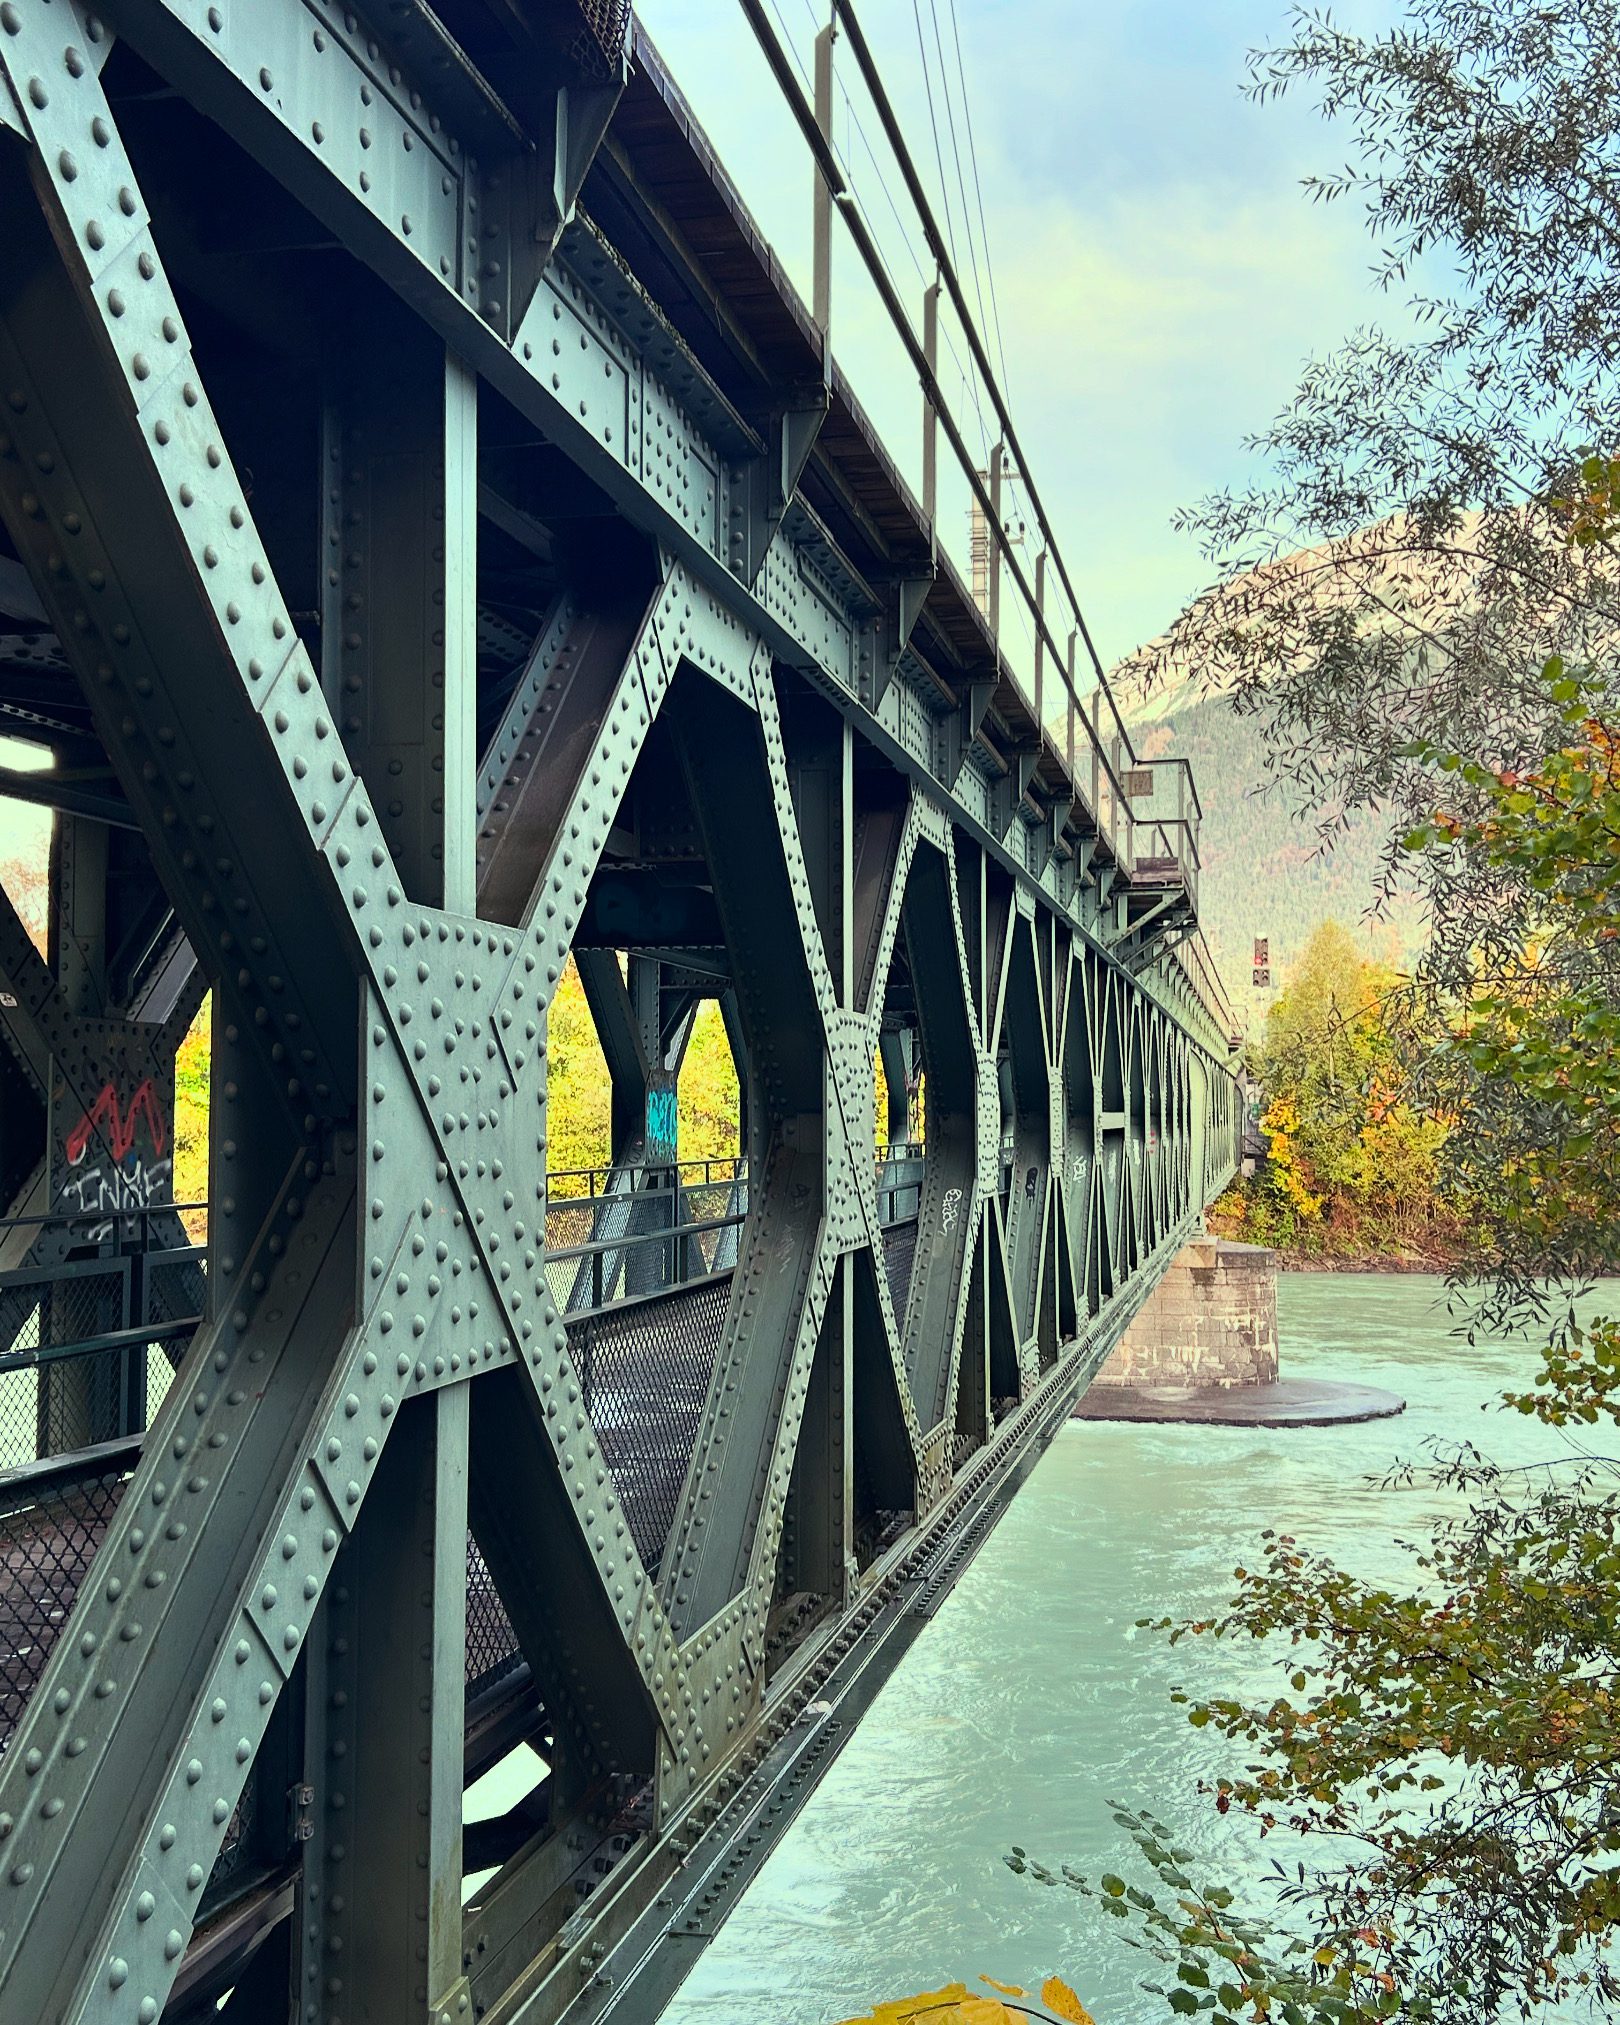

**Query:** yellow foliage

left=838, top=1975, right=1095, bottom=2025
left=172, top=995, right=211, bottom=1243
left=484, top=956, right=742, bottom=1176
left=1040, top=1977, right=1093, bottom=2025
left=545, top=957, right=612, bottom=1177
left=837, top=1992, right=1012, bottom=2025
left=1259, top=1095, right=1323, bottom=1220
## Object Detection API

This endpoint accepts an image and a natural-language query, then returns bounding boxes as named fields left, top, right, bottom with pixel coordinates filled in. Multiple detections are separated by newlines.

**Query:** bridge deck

left=0, top=1204, right=926, bottom=1776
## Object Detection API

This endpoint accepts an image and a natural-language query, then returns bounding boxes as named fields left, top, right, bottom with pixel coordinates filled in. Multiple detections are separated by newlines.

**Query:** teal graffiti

left=646, top=1087, right=678, bottom=1160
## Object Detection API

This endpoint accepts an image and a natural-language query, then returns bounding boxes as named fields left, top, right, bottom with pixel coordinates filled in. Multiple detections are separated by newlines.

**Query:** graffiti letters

left=65, top=1078, right=167, bottom=1165
left=58, top=1077, right=172, bottom=1240
left=645, top=1086, right=678, bottom=1164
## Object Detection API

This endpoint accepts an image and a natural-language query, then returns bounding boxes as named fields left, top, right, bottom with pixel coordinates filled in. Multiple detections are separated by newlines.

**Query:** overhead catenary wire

left=909, top=0, right=961, bottom=279
left=944, top=0, right=1012, bottom=397
left=923, top=0, right=996, bottom=384
left=737, top=0, right=1137, bottom=764
left=833, top=0, right=1122, bottom=719
left=790, top=0, right=1000, bottom=470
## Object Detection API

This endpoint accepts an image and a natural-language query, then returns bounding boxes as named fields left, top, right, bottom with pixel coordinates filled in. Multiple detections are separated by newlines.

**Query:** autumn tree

left=1222, top=920, right=1448, bottom=1257
left=1008, top=3, right=1620, bottom=2017
left=1133, top=0, right=1620, bottom=1100
left=1018, top=681, right=1620, bottom=2024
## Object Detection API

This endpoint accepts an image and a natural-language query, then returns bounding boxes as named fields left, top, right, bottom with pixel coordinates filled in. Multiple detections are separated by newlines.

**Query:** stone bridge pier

left=1095, top=1233, right=1277, bottom=1391
left=1078, top=1233, right=1407, bottom=1427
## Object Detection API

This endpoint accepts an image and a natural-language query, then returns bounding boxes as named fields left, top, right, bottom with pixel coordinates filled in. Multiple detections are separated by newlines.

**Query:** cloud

left=634, top=0, right=1398, bottom=661
left=973, top=180, right=1388, bottom=654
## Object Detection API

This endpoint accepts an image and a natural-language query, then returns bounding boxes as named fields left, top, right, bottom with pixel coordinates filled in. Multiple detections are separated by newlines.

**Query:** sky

left=635, top=0, right=1401, bottom=666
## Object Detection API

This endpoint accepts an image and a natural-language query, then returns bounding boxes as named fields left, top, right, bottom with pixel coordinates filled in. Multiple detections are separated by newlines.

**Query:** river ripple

left=663, top=1273, right=1614, bottom=2024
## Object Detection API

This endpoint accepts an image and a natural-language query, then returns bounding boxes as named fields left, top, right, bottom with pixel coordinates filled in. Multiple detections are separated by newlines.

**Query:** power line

left=823, top=0, right=1128, bottom=726
left=924, top=0, right=996, bottom=384
left=750, top=0, right=1120, bottom=751
left=943, top=0, right=1012, bottom=398
left=738, top=0, right=1135, bottom=769
left=768, top=0, right=813, bottom=88
left=909, top=0, right=960, bottom=279
left=787, top=0, right=999, bottom=467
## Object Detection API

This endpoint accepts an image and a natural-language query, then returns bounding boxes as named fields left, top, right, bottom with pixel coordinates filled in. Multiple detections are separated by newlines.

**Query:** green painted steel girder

left=0, top=5, right=1243, bottom=2022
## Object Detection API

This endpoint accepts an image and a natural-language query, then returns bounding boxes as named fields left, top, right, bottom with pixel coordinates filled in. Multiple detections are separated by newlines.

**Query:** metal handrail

left=1176, top=931, right=1240, bottom=1040
left=1138, top=752, right=1205, bottom=823
left=545, top=1156, right=747, bottom=1199
left=0, top=1313, right=201, bottom=1377
left=733, top=0, right=1201, bottom=886
left=0, top=1199, right=210, bottom=1235
left=0, top=1431, right=144, bottom=1504
left=544, top=1208, right=744, bottom=1265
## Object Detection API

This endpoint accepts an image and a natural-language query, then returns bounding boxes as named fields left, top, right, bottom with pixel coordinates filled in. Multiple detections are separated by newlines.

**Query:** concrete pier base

left=1077, top=1233, right=1404, bottom=1427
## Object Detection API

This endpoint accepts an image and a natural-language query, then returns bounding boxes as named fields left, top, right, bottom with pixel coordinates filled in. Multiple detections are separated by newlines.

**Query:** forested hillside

left=1126, top=690, right=1422, bottom=1017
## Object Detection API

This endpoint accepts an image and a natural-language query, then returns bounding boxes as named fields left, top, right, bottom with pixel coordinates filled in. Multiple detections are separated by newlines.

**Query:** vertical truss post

left=812, top=19, right=835, bottom=336
left=988, top=443, right=1004, bottom=643
left=443, top=354, right=478, bottom=916
left=50, top=815, right=107, bottom=1016
left=1033, top=550, right=1047, bottom=733
left=631, top=955, right=677, bottom=1167
left=39, top=816, right=120, bottom=1449
left=1066, top=631, right=1078, bottom=786
left=922, top=276, right=940, bottom=530
left=780, top=708, right=855, bottom=1607
left=785, top=1247, right=855, bottom=1604
left=839, top=722, right=855, bottom=1007
left=301, top=322, right=479, bottom=2022
left=300, top=1384, right=471, bottom=2025
left=320, top=327, right=477, bottom=910
left=957, top=1210, right=992, bottom=1447
left=0, top=826, right=197, bottom=1450
left=575, top=949, right=652, bottom=1168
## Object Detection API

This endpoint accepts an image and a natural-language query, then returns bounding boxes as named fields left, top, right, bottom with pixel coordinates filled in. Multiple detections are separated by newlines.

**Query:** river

left=659, top=1272, right=1613, bottom=2025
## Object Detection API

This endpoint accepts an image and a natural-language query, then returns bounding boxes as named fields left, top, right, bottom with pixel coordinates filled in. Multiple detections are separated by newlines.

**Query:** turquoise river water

left=656, top=1272, right=1614, bottom=2025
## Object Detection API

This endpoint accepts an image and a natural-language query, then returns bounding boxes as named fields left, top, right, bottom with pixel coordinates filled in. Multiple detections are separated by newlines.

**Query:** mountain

left=1127, top=692, right=1423, bottom=1027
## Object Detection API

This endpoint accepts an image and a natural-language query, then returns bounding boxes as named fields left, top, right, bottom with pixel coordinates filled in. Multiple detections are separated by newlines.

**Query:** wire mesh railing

left=0, top=1206, right=207, bottom=1474
left=0, top=1150, right=931, bottom=1769
left=568, top=1274, right=731, bottom=1568
left=0, top=1207, right=209, bottom=1770
left=876, top=1144, right=925, bottom=1225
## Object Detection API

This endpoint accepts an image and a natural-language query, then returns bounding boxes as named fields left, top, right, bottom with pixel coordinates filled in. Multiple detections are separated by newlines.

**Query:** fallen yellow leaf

left=865, top=1985, right=975, bottom=2025
left=956, top=2001, right=1015, bottom=2025
left=980, top=1978, right=1028, bottom=1998
left=1040, top=1976, right=1095, bottom=2025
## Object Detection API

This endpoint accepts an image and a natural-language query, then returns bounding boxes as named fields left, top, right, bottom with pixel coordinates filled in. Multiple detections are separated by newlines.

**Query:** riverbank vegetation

left=1002, top=0, right=1620, bottom=2018
left=1206, top=921, right=1459, bottom=1267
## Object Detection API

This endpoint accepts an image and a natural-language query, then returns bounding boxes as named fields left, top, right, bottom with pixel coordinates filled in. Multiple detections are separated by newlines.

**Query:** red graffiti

left=65, top=1078, right=168, bottom=1165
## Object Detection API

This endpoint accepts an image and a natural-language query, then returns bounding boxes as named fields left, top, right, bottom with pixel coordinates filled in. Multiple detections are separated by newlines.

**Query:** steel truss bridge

left=0, top=2, right=1241, bottom=2019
